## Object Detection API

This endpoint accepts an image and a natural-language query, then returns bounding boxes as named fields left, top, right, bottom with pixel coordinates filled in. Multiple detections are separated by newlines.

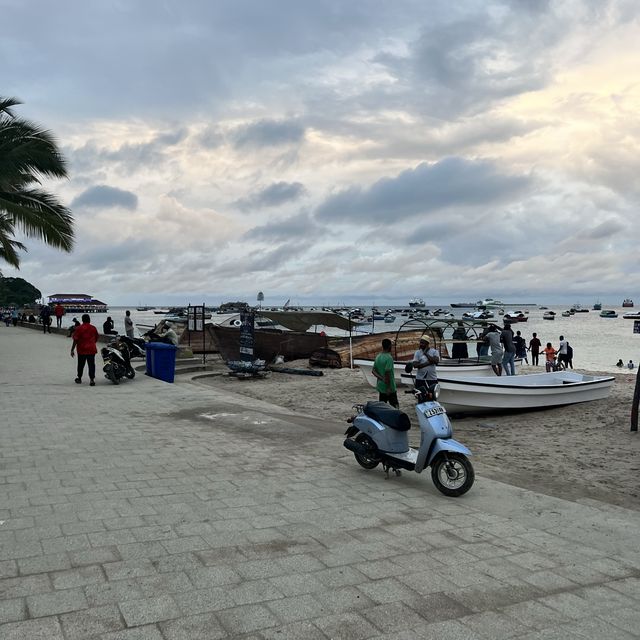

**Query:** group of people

left=478, top=325, right=574, bottom=375
left=616, top=359, right=635, bottom=370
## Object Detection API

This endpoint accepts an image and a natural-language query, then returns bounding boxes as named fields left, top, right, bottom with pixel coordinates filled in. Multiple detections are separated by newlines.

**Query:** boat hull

left=433, top=372, right=614, bottom=414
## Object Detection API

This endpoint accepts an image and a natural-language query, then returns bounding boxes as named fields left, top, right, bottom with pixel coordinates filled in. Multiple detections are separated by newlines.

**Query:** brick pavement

left=1, top=325, right=639, bottom=639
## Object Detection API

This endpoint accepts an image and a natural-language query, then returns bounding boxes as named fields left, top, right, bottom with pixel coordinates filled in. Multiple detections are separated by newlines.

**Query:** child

left=543, top=342, right=557, bottom=372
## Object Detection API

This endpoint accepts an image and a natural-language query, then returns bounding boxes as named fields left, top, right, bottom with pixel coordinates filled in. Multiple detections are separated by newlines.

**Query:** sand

left=195, top=359, right=640, bottom=510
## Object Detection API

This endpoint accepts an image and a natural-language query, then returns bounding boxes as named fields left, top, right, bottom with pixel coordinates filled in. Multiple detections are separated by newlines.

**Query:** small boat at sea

left=600, top=309, right=619, bottom=318
left=431, top=371, right=614, bottom=415
left=622, top=312, right=640, bottom=320
left=593, top=301, right=602, bottom=311
left=570, top=304, right=589, bottom=313
left=543, top=311, right=556, bottom=320
left=503, top=310, right=527, bottom=323
left=450, top=302, right=477, bottom=308
left=622, top=298, right=634, bottom=308
left=476, top=298, right=504, bottom=308
left=409, top=297, right=425, bottom=307
left=561, top=310, right=572, bottom=317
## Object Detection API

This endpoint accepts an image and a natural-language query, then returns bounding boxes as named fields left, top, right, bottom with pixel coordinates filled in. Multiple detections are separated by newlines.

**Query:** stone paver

left=1, top=327, right=640, bottom=638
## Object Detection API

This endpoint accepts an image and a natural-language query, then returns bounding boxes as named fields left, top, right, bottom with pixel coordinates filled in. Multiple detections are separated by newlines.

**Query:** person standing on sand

left=54, top=303, right=65, bottom=328
left=411, top=337, right=439, bottom=392
left=39, top=304, right=52, bottom=334
left=485, top=325, right=503, bottom=376
left=500, top=322, right=516, bottom=376
left=543, top=342, right=558, bottom=372
left=514, top=330, right=528, bottom=364
left=70, top=314, right=99, bottom=386
left=529, top=332, right=542, bottom=366
left=124, top=310, right=134, bottom=338
left=557, top=335, right=569, bottom=369
left=372, top=338, right=398, bottom=408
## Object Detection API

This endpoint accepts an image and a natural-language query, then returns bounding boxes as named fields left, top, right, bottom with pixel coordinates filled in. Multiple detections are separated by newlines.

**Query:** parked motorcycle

left=343, top=384, right=474, bottom=497
left=101, top=336, right=146, bottom=385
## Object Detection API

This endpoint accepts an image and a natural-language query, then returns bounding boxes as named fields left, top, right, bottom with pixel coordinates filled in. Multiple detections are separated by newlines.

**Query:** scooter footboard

left=425, top=438, right=472, bottom=468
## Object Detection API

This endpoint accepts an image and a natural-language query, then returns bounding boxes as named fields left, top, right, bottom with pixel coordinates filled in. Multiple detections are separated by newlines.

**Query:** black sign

left=239, top=310, right=255, bottom=361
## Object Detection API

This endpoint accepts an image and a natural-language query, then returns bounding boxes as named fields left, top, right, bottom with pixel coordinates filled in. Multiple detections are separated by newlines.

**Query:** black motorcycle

left=101, top=336, right=146, bottom=384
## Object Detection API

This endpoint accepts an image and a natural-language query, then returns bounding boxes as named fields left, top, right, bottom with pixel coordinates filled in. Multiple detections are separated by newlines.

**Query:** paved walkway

left=1, top=326, right=639, bottom=639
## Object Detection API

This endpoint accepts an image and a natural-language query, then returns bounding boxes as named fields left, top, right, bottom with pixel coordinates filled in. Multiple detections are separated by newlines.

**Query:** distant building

left=47, top=294, right=108, bottom=313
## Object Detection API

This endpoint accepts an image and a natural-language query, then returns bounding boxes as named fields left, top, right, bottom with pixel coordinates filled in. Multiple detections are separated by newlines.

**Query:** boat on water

left=543, top=311, right=556, bottom=320
left=450, top=302, right=477, bottom=308
left=570, top=304, right=589, bottom=313
left=136, top=305, right=155, bottom=311
left=356, top=358, right=497, bottom=388
left=429, top=371, right=614, bottom=415
left=409, top=297, right=425, bottom=307
left=600, top=309, right=619, bottom=318
left=462, top=310, right=494, bottom=320
left=622, top=312, right=640, bottom=320
left=476, top=298, right=504, bottom=308
left=503, top=310, right=527, bottom=323
left=561, top=310, right=572, bottom=317
left=622, top=298, right=634, bottom=307
left=593, top=301, right=602, bottom=311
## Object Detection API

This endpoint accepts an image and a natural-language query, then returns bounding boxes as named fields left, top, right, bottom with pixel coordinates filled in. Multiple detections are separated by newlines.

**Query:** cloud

left=315, top=157, right=531, bottom=223
left=71, top=185, right=138, bottom=210
left=244, top=213, right=319, bottom=241
left=231, top=119, right=305, bottom=149
left=235, top=182, right=307, bottom=211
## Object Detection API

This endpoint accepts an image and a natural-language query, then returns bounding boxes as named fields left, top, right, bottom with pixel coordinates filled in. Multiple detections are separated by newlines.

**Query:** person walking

left=543, top=342, right=558, bottom=372
left=485, top=325, right=503, bottom=376
left=529, top=332, right=542, bottom=366
left=124, top=310, right=134, bottom=338
left=501, top=322, right=516, bottom=376
left=514, top=329, right=528, bottom=364
left=70, top=314, right=99, bottom=386
left=39, top=304, right=52, bottom=334
left=372, top=338, right=398, bottom=408
left=54, top=303, right=65, bottom=328
left=411, top=337, right=439, bottom=392
left=557, top=335, right=569, bottom=369
left=11, top=308, right=18, bottom=327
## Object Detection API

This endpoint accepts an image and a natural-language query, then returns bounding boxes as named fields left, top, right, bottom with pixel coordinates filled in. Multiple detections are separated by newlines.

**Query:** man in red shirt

left=70, top=314, right=99, bottom=386
left=54, top=303, right=65, bottom=328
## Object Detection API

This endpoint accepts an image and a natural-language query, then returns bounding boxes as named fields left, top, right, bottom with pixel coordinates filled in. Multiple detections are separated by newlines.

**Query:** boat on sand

left=425, top=371, right=614, bottom=415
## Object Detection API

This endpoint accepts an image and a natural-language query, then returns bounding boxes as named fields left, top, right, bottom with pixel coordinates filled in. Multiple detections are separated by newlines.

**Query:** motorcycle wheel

left=431, top=453, right=474, bottom=497
left=104, top=364, right=120, bottom=385
left=354, top=433, right=380, bottom=469
left=126, top=367, right=136, bottom=379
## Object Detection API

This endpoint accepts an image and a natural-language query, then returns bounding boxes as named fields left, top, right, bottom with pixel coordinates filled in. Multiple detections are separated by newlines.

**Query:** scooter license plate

left=423, top=406, right=444, bottom=418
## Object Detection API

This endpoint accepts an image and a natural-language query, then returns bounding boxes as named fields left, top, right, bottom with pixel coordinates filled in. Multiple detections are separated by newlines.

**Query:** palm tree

left=0, top=96, right=74, bottom=268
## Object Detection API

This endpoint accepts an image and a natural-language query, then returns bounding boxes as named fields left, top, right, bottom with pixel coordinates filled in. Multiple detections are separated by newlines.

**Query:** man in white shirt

left=412, top=337, right=439, bottom=392
left=557, top=335, right=568, bottom=368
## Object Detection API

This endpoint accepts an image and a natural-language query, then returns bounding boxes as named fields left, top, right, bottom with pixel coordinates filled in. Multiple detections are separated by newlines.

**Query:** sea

left=82, top=304, right=640, bottom=375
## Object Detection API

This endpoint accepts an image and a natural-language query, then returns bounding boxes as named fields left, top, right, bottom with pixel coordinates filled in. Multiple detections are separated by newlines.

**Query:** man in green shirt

left=372, top=338, right=398, bottom=408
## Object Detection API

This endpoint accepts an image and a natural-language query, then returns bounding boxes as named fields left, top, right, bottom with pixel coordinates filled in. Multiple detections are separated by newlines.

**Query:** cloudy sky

left=2, top=0, right=639, bottom=306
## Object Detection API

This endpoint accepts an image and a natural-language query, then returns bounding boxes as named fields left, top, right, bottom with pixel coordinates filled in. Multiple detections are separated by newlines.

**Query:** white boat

left=409, top=297, right=425, bottom=307
left=543, top=311, right=556, bottom=320
left=432, top=371, right=614, bottom=414
left=462, top=310, right=494, bottom=320
left=622, top=312, right=640, bottom=320
left=355, top=358, right=497, bottom=388
left=476, top=298, right=504, bottom=308
left=600, top=310, right=618, bottom=318
left=504, top=310, right=527, bottom=322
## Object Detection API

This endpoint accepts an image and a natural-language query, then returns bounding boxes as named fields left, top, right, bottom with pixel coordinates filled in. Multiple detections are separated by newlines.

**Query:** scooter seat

left=363, top=401, right=411, bottom=431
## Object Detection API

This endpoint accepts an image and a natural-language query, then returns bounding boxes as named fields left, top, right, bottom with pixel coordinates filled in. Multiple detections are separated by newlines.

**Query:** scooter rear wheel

left=354, top=433, right=380, bottom=469
left=431, top=453, right=474, bottom=497
left=126, top=367, right=136, bottom=379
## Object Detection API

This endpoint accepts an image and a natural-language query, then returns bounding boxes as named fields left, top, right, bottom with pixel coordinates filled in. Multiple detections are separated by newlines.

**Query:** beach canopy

left=258, top=310, right=355, bottom=332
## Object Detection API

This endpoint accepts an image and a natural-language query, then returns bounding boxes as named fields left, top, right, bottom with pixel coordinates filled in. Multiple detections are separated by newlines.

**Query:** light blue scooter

left=344, top=384, right=474, bottom=496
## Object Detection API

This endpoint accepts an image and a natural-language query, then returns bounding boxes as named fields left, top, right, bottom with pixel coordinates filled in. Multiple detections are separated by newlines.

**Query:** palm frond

left=0, top=189, right=74, bottom=252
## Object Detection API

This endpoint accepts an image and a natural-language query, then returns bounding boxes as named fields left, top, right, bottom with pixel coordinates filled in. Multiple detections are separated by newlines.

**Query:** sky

left=2, top=0, right=640, bottom=307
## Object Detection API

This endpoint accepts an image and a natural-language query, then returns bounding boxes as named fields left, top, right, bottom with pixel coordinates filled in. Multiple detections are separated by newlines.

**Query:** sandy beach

left=195, top=360, right=640, bottom=510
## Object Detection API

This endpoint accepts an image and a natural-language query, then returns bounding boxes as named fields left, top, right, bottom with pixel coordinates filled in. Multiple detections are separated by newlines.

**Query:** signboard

left=239, top=310, right=255, bottom=361
left=187, top=305, right=205, bottom=331
left=634, top=321, right=640, bottom=334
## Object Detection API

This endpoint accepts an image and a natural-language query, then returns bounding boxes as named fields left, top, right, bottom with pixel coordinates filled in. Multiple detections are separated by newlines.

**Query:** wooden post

left=632, top=366, right=639, bottom=432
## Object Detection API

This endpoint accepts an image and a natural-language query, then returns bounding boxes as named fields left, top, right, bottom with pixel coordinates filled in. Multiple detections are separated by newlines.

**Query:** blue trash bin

left=145, top=342, right=178, bottom=383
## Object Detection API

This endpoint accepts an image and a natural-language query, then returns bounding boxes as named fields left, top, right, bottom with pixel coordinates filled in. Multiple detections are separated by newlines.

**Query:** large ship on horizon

left=47, top=293, right=108, bottom=313
left=408, top=297, right=425, bottom=307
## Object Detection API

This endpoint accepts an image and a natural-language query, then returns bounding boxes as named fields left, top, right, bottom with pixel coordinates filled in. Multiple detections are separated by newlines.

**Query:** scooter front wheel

left=431, top=453, right=474, bottom=497
left=354, top=433, right=380, bottom=469
left=104, top=364, right=120, bottom=385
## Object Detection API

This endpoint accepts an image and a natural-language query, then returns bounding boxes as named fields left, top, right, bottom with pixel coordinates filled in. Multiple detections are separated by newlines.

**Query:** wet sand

left=195, top=360, right=640, bottom=510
